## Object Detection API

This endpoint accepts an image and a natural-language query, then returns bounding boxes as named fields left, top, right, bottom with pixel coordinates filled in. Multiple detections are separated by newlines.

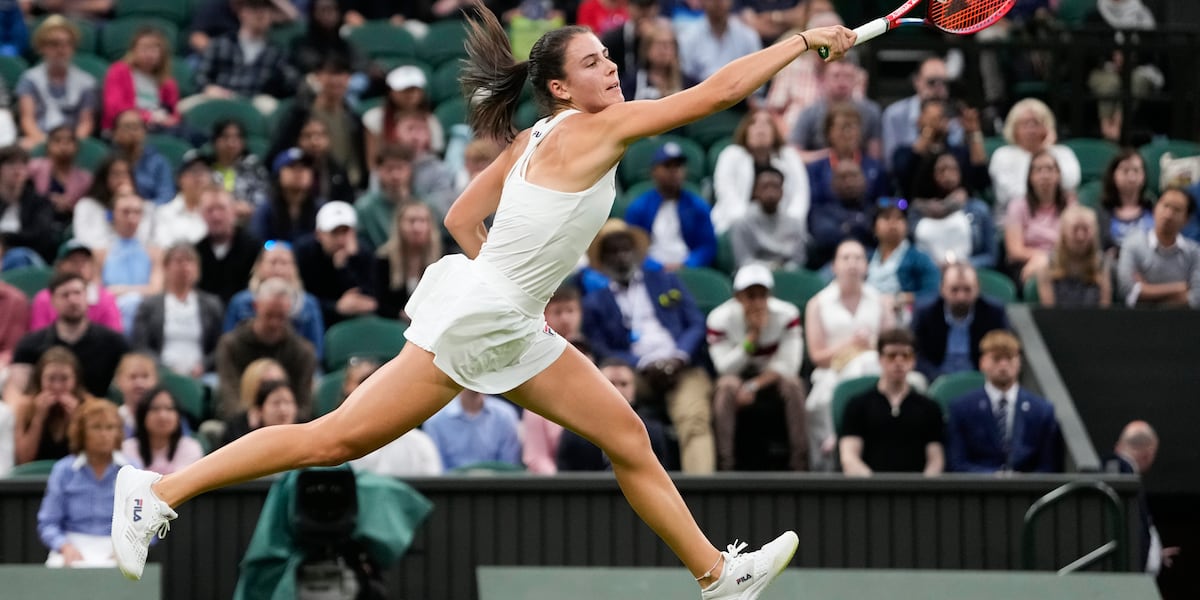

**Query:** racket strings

left=929, top=0, right=1014, bottom=34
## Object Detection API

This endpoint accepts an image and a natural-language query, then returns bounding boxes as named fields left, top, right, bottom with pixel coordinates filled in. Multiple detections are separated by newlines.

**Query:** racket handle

left=816, top=18, right=892, bottom=59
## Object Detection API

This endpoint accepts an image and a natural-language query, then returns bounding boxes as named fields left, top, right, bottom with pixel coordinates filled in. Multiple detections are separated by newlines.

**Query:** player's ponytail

left=461, top=3, right=589, bottom=142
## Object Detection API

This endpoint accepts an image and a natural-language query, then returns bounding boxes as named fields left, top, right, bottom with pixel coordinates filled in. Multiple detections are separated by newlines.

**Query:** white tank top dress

left=404, top=110, right=618, bottom=393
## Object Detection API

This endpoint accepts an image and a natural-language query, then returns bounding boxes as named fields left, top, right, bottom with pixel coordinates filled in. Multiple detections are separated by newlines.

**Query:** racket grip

left=816, top=18, right=892, bottom=59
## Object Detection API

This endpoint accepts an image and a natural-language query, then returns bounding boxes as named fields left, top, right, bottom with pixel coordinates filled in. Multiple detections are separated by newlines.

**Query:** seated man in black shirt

left=839, top=328, right=944, bottom=476
left=5, top=272, right=130, bottom=399
left=295, top=201, right=377, bottom=327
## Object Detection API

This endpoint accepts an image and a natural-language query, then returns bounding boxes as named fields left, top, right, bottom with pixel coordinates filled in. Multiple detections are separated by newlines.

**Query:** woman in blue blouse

left=37, top=399, right=136, bottom=567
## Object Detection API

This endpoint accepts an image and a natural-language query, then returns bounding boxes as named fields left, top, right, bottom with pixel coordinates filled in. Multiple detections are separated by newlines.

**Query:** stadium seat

left=428, top=60, right=462, bottom=105
left=1062, top=138, right=1119, bottom=184
left=246, top=136, right=269, bottom=160
left=771, top=269, right=826, bottom=315
left=713, top=232, right=735, bottom=275
left=323, top=316, right=409, bottom=371
left=184, top=98, right=268, bottom=139
left=676, top=267, right=733, bottom=315
left=71, top=53, right=109, bottom=84
left=172, top=59, right=195, bottom=97
left=976, top=268, right=1017, bottom=304
left=32, top=137, right=111, bottom=171
left=346, top=21, right=417, bottom=60
left=267, top=21, right=306, bottom=49
left=7, top=459, right=58, bottom=477
left=314, top=369, right=346, bottom=417
left=683, top=109, right=744, bottom=148
left=515, top=100, right=541, bottom=130
left=433, top=96, right=467, bottom=133
left=618, top=135, right=706, bottom=188
left=1024, top=276, right=1040, bottom=305
left=0, top=266, right=53, bottom=298
left=160, top=369, right=209, bottom=425
left=147, top=134, right=194, bottom=171
left=982, top=136, right=1004, bottom=160
left=706, top=137, right=733, bottom=178
left=832, top=375, right=879, bottom=436
left=28, top=16, right=97, bottom=56
left=927, top=370, right=986, bottom=415
left=99, top=17, right=179, bottom=61
left=448, top=460, right=526, bottom=475
left=1077, top=179, right=1103, bottom=210
left=1057, top=0, right=1097, bottom=28
left=115, top=0, right=190, bottom=27
left=374, top=56, right=434, bottom=82
left=0, top=55, right=27, bottom=87
left=416, top=20, right=470, bottom=67
left=1139, top=139, right=1200, bottom=192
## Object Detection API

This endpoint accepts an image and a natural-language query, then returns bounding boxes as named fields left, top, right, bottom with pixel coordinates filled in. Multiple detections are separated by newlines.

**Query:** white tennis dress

left=405, top=110, right=617, bottom=393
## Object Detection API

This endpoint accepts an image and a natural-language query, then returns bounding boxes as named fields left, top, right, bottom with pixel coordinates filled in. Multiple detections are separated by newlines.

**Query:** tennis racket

left=817, top=0, right=1017, bottom=59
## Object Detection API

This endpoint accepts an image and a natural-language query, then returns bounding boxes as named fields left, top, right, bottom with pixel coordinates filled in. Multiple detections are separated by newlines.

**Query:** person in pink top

left=101, top=27, right=180, bottom=133
left=29, top=240, right=123, bottom=333
left=1005, top=149, right=1074, bottom=283
left=121, top=387, right=204, bottom=475
left=576, top=0, right=629, bottom=35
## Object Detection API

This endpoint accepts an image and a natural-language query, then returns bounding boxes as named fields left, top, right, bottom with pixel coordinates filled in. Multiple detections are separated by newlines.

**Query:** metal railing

left=1022, top=480, right=1128, bottom=573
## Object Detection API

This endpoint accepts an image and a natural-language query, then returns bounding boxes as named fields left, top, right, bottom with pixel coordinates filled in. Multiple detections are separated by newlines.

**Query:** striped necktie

left=996, top=396, right=1010, bottom=457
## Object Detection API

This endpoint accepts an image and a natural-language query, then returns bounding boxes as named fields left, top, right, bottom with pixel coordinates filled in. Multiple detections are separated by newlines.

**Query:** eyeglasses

left=878, top=197, right=909, bottom=211
left=263, top=240, right=292, bottom=251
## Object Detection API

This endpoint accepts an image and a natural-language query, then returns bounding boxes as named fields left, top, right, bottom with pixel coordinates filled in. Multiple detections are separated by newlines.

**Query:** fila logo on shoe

left=736, top=574, right=752, bottom=585
left=132, top=498, right=143, bottom=522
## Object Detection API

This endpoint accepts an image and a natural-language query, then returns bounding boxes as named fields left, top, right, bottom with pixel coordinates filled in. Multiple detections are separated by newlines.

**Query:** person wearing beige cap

left=294, top=200, right=378, bottom=326
left=361, top=65, right=445, bottom=168
left=706, top=263, right=807, bottom=471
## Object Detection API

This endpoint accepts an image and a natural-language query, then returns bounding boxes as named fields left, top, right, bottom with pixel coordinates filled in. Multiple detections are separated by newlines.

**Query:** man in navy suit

left=1102, top=421, right=1180, bottom=575
left=582, top=219, right=715, bottom=473
left=911, top=262, right=1009, bottom=382
left=945, top=330, right=1060, bottom=473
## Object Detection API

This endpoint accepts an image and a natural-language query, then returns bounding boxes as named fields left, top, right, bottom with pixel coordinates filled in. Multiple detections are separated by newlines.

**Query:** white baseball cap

left=733, top=263, right=774, bottom=292
left=316, top=201, right=357, bottom=232
left=386, top=65, right=427, bottom=91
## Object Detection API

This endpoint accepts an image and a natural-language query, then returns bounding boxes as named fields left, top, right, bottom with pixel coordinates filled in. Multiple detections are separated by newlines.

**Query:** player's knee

left=601, top=413, right=654, bottom=466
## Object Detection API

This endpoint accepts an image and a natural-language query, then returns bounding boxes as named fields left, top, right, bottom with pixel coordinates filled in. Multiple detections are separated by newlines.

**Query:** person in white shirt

left=987, top=98, right=1081, bottom=218
left=707, top=264, right=806, bottom=470
left=153, top=151, right=212, bottom=248
left=711, top=108, right=810, bottom=234
left=131, top=244, right=225, bottom=378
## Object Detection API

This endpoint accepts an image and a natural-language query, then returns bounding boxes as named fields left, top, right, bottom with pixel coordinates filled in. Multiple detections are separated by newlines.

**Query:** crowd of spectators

left=0, top=0, right=1194, bottom=568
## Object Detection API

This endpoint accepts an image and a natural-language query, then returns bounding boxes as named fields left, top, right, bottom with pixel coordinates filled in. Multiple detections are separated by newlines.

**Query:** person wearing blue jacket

left=866, top=198, right=941, bottom=308
left=623, top=141, right=717, bottom=271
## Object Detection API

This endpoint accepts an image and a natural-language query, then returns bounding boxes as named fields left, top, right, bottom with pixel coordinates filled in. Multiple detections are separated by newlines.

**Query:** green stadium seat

left=706, top=137, right=733, bottom=178
left=374, top=56, right=434, bottom=82
left=416, top=20, right=470, bottom=67
left=8, top=459, right=58, bottom=477
left=314, top=369, right=346, bottom=417
left=1023, top=276, right=1040, bottom=305
left=976, top=268, right=1017, bottom=304
left=99, top=18, right=179, bottom=61
left=267, top=21, right=306, bottom=49
left=28, top=16, right=97, bottom=57
left=1139, top=139, right=1200, bottom=192
left=618, top=135, right=706, bottom=188
left=115, top=0, right=190, bottom=27
left=1077, top=179, right=1103, bottom=210
left=982, top=136, right=1004, bottom=161
left=713, top=232, right=735, bottom=276
left=428, top=61, right=462, bottom=106
left=515, top=100, right=541, bottom=131
left=323, top=316, right=409, bottom=371
left=447, top=460, right=526, bottom=474
left=927, top=370, right=986, bottom=415
left=676, top=267, right=733, bottom=315
left=184, top=98, right=268, bottom=138
left=433, top=97, right=467, bottom=133
left=1056, top=0, right=1096, bottom=28
left=71, top=53, right=109, bottom=84
left=171, top=59, right=195, bottom=97
left=346, top=21, right=416, bottom=60
left=160, top=369, right=209, bottom=425
left=683, top=109, right=744, bottom=148
left=0, top=266, right=53, bottom=298
left=1062, top=138, right=1120, bottom=184
left=246, top=136, right=269, bottom=160
left=147, top=134, right=194, bottom=171
left=771, top=269, right=826, bottom=315
left=32, top=137, right=110, bottom=170
left=0, top=55, right=27, bottom=87
left=832, top=375, right=879, bottom=436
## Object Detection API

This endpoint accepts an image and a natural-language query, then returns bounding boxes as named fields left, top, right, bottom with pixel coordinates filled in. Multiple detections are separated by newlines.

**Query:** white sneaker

left=111, top=465, right=177, bottom=580
left=700, top=531, right=799, bottom=600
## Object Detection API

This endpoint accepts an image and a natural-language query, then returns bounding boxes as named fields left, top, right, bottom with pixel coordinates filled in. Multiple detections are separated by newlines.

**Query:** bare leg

left=153, top=344, right=461, bottom=507
left=506, top=345, right=723, bottom=587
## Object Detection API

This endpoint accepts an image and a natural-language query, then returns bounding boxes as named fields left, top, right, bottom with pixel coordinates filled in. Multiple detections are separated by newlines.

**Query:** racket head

left=927, top=0, right=1018, bottom=35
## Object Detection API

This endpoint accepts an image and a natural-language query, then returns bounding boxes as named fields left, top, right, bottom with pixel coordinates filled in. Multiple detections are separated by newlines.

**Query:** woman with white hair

left=987, top=98, right=1081, bottom=216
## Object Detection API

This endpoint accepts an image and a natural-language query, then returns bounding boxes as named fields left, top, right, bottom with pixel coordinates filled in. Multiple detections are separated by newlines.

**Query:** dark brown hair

left=460, top=2, right=588, bottom=142
left=732, top=109, right=784, bottom=152
left=1025, top=149, right=1069, bottom=217
left=876, top=327, right=915, bottom=353
left=1099, top=148, right=1151, bottom=213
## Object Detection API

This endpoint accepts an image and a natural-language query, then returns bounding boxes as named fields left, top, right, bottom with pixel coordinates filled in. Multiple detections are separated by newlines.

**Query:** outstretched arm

left=599, top=26, right=857, bottom=145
